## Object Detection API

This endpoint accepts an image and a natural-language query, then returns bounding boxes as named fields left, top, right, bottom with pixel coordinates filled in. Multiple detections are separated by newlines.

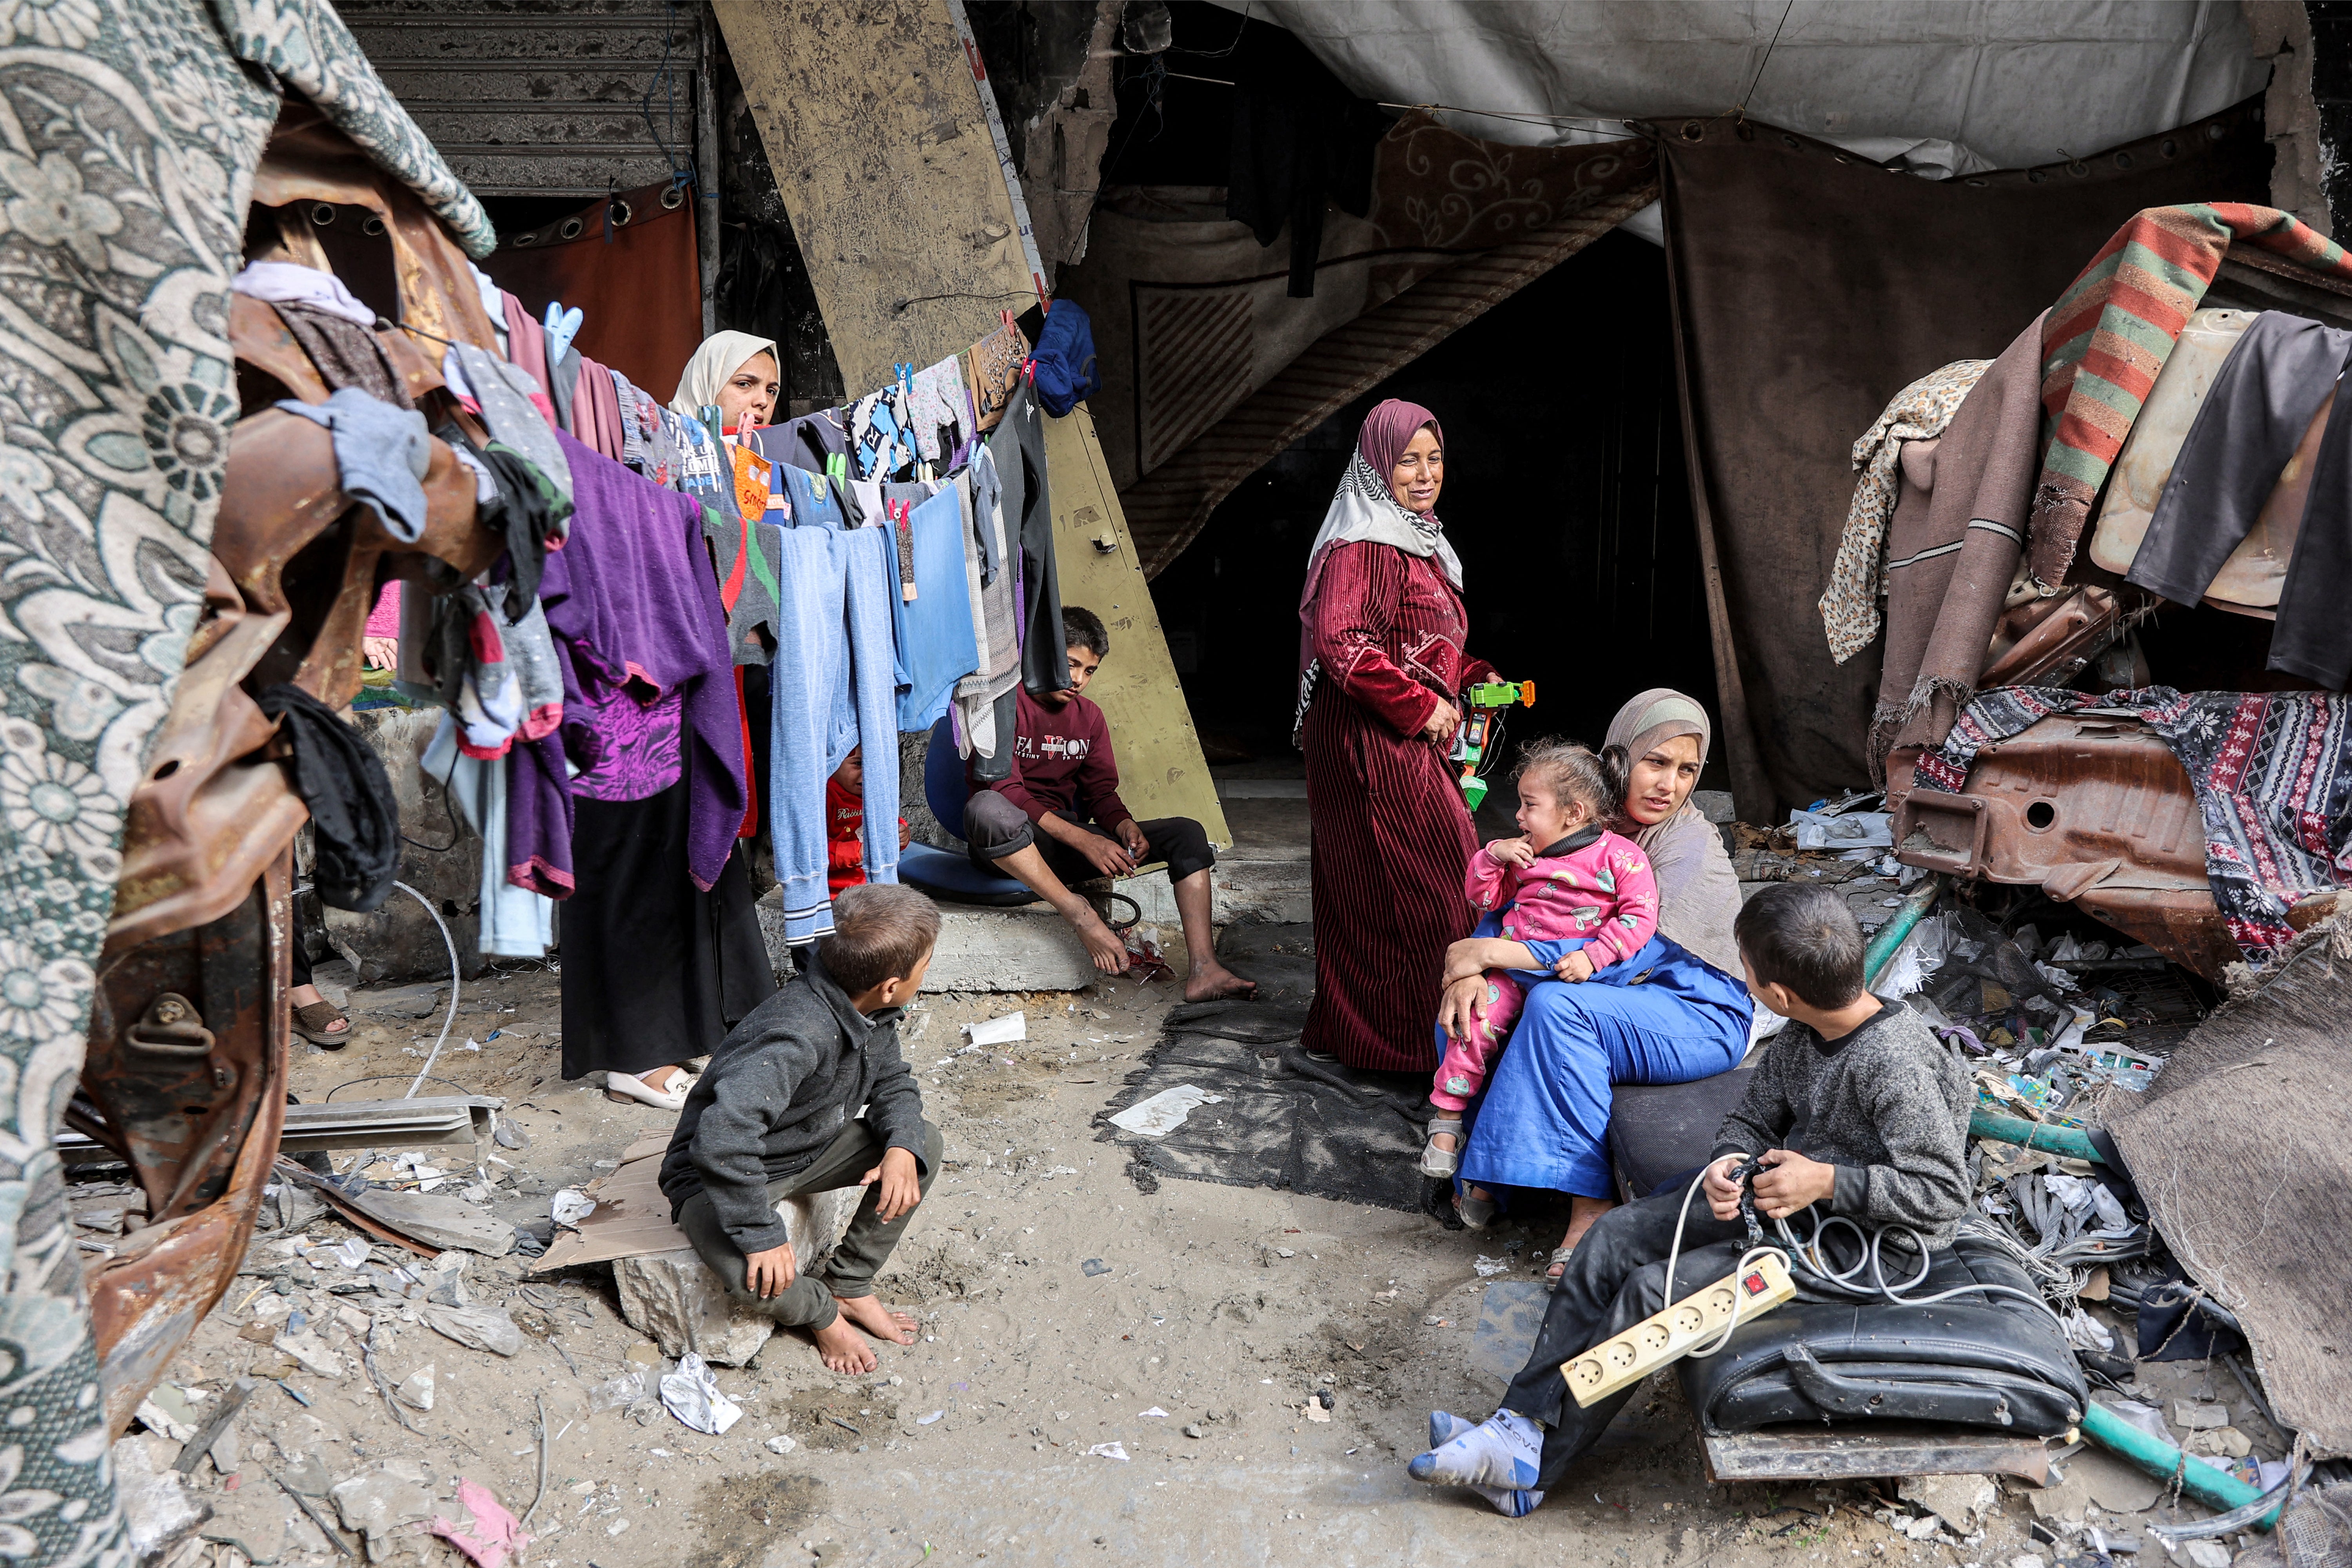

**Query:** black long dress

left=561, top=776, right=774, bottom=1079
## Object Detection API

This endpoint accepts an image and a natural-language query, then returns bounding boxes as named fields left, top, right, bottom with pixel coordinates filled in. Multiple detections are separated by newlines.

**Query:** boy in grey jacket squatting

left=659, top=884, right=945, bottom=1374
left=1405, top=880, right=1973, bottom=1517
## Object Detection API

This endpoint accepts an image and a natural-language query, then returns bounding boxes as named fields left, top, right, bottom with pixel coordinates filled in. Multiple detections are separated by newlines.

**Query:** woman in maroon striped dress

left=1296, top=400, right=1497, bottom=1072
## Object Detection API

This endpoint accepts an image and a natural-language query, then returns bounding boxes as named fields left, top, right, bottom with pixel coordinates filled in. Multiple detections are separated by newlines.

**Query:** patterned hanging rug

left=1913, top=686, right=2352, bottom=960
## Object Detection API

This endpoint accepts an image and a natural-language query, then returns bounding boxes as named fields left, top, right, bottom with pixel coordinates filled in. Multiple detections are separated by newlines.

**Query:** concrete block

left=1692, top=790, right=1737, bottom=824
left=1899, top=1473, right=1998, bottom=1534
left=613, top=1186, right=860, bottom=1364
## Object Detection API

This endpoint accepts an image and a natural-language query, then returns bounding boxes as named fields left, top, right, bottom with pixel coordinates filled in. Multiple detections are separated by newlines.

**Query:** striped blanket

left=2029, top=204, right=2352, bottom=590
left=1914, top=686, right=2352, bottom=960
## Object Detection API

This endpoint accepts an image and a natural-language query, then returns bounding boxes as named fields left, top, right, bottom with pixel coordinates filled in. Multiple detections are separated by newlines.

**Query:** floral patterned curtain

left=0, top=3, right=483, bottom=1560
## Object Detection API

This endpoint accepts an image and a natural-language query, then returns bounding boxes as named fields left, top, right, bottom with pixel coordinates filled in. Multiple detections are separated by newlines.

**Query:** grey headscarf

left=1605, top=689, right=1742, bottom=978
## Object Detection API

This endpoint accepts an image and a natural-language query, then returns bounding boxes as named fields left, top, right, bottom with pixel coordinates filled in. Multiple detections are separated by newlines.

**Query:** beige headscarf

left=668, top=330, right=780, bottom=421
left=1604, top=688, right=1742, bottom=978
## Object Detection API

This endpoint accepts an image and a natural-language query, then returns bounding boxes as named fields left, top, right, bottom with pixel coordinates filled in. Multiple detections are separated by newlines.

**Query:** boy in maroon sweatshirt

left=963, top=607, right=1255, bottom=1001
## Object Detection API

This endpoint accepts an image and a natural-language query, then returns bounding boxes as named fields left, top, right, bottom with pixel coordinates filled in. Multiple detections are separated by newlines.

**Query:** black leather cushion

left=1607, top=1058, right=1758, bottom=1201
left=1675, top=1235, right=2088, bottom=1436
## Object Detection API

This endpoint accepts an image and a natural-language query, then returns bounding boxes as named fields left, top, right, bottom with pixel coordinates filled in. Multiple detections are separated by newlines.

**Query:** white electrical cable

left=291, top=877, right=463, bottom=1099
left=394, top=881, right=461, bottom=1098
left=1657, top=1160, right=2065, bottom=1358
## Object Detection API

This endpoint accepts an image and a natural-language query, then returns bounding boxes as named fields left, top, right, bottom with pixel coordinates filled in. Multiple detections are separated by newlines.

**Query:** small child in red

left=827, top=746, right=911, bottom=895
left=1421, top=740, right=1659, bottom=1179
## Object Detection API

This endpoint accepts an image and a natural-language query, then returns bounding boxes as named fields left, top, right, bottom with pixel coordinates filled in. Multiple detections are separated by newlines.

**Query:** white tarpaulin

left=1222, top=1, right=2268, bottom=238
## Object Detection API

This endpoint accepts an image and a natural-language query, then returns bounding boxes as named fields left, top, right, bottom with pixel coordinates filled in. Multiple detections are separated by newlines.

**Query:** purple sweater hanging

left=509, top=431, right=744, bottom=893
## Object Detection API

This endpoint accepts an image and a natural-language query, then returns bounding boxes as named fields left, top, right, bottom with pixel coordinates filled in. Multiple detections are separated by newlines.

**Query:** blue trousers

left=769, top=526, right=901, bottom=944
left=1455, top=920, right=1751, bottom=1200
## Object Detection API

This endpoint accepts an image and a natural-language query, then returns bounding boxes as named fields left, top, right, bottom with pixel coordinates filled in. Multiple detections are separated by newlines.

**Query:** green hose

left=2079, top=1401, right=2278, bottom=1527
left=1968, top=1110, right=2105, bottom=1164
left=1861, top=874, right=1947, bottom=990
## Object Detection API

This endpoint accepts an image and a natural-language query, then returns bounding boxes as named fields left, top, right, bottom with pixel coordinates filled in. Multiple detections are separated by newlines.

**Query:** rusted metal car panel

left=1886, top=715, right=2242, bottom=979
left=78, top=101, right=502, bottom=1432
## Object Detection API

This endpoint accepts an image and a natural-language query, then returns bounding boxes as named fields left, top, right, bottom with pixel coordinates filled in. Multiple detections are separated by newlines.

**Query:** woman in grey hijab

left=1433, top=688, right=1751, bottom=1281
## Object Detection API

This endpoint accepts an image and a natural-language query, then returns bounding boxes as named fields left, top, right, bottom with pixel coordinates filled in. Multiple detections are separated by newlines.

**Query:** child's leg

left=676, top=1187, right=839, bottom=1329
left=1432, top=972, right=1525, bottom=1111
left=820, top=1120, right=944, bottom=1309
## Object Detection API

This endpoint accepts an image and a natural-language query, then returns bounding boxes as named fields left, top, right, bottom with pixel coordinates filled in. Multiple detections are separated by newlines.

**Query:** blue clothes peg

left=543, top=301, right=583, bottom=363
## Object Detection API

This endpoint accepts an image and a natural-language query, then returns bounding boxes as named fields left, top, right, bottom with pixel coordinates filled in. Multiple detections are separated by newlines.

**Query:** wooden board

left=528, top=1130, right=687, bottom=1272
left=1041, top=405, right=1230, bottom=848
left=715, top=0, right=1037, bottom=392
left=1701, top=1423, right=2054, bottom=1485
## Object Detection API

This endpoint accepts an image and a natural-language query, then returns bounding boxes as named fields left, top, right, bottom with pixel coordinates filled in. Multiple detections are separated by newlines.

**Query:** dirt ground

left=96, top=953, right=2275, bottom=1568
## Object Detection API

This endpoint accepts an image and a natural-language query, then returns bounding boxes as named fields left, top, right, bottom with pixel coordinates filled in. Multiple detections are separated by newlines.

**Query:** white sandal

left=604, top=1069, right=692, bottom=1112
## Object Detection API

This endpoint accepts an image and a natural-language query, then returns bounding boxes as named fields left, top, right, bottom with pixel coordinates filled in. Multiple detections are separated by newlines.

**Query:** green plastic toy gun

left=1451, top=679, right=1535, bottom=809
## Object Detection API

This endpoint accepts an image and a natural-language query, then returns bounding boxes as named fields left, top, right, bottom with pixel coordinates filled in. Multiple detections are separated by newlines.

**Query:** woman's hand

left=362, top=636, right=397, bottom=670
left=1444, top=936, right=1537, bottom=984
left=1436, top=972, right=1490, bottom=1042
left=1421, top=697, right=1460, bottom=744
left=1555, top=949, right=1595, bottom=983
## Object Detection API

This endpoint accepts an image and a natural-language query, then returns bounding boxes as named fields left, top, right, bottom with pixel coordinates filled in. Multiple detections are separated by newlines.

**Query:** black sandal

left=292, top=1000, right=351, bottom=1049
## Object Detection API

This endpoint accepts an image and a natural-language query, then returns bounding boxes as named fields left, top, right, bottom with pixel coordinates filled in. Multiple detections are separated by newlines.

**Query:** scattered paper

left=1107, top=1085, right=1225, bottom=1138
left=1472, top=1256, right=1510, bottom=1278
left=550, top=1189, right=595, bottom=1228
left=659, top=1352, right=741, bottom=1435
left=966, top=1012, right=1027, bottom=1047
left=1086, top=1443, right=1129, bottom=1461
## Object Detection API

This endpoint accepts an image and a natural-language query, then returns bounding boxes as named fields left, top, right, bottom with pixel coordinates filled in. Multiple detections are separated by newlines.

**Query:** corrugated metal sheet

left=341, top=0, right=702, bottom=197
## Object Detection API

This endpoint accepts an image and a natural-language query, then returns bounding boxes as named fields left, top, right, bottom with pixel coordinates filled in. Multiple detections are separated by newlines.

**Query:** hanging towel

left=701, top=497, right=784, bottom=666
left=953, top=448, right=1021, bottom=760
left=500, top=291, right=560, bottom=428
left=2030, top=202, right=2352, bottom=590
left=424, top=714, right=554, bottom=958
left=1868, top=313, right=2048, bottom=773
left=909, top=352, right=974, bottom=465
left=890, top=483, right=981, bottom=731
left=276, top=391, right=432, bottom=543
left=2124, top=309, right=2352, bottom=688
left=255, top=683, right=399, bottom=913
left=232, top=261, right=378, bottom=327
left=448, top=343, right=574, bottom=513
left=989, top=383, right=1069, bottom=697
left=507, top=726, right=576, bottom=898
left=275, top=303, right=412, bottom=407
left=1818, top=358, right=1990, bottom=663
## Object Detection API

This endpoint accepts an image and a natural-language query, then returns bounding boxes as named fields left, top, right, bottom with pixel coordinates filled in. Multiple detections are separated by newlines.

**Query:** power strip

left=1561, top=1253, right=1797, bottom=1406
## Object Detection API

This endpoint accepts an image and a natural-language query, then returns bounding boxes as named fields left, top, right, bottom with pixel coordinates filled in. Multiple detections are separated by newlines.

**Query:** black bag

left=1676, top=1236, right=2088, bottom=1437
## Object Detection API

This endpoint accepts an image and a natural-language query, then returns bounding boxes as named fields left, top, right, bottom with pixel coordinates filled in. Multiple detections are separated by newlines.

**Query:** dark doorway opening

left=1147, top=227, right=1720, bottom=782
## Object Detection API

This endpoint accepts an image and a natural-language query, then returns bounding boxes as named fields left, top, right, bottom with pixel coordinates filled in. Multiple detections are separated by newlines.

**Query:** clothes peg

left=543, top=302, right=583, bottom=362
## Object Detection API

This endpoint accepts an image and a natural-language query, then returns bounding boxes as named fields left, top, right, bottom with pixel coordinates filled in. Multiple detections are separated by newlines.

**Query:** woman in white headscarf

left=670, top=329, right=781, bottom=434
left=1433, top=688, right=1752, bottom=1277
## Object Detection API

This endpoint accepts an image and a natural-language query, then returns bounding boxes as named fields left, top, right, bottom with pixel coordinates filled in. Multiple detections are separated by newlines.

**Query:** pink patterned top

left=1464, top=826, right=1661, bottom=970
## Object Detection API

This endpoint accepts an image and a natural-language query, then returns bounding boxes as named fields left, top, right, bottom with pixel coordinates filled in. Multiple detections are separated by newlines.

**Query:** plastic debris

left=966, top=1012, right=1027, bottom=1047
left=396, top=1365, right=436, bottom=1411
left=659, top=1352, right=742, bottom=1435
left=430, top=1477, right=533, bottom=1568
left=1473, top=1256, right=1510, bottom=1277
left=1080, top=1259, right=1110, bottom=1277
left=550, top=1189, right=596, bottom=1228
left=1106, top=1085, right=1224, bottom=1137
left=587, top=1372, right=648, bottom=1413
left=918, top=1411, right=944, bottom=1426
left=1086, top=1443, right=1129, bottom=1461
left=422, top=1303, right=523, bottom=1357
left=1140, top=1407, right=1168, bottom=1418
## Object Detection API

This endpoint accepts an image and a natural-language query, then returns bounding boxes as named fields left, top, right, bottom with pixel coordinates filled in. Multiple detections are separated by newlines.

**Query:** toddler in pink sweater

left=1422, top=740, right=1659, bottom=1177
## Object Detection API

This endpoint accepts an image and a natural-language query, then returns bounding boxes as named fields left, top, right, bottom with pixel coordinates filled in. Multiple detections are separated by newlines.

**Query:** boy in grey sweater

left=660, top=884, right=943, bottom=1374
left=1406, top=882, right=1971, bottom=1517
